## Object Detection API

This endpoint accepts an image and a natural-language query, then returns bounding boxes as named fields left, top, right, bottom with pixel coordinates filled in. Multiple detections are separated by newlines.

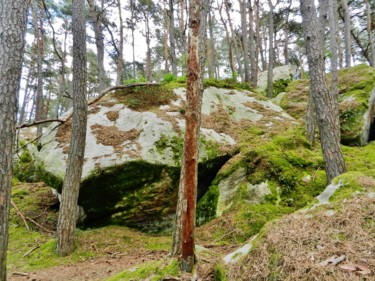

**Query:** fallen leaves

left=318, top=255, right=346, bottom=266
left=339, top=262, right=371, bottom=275
left=318, top=255, right=372, bottom=276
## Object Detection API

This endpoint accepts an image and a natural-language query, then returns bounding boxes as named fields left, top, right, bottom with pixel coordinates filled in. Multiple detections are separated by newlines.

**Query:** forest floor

left=7, top=182, right=236, bottom=281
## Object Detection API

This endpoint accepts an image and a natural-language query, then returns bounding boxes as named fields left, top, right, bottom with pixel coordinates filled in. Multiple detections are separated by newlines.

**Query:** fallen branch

left=23, top=245, right=41, bottom=257
left=11, top=272, right=29, bottom=277
left=17, top=118, right=65, bottom=129
left=11, top=200, right=30, bottom=231
left=26, top=217, right=54, bottom=234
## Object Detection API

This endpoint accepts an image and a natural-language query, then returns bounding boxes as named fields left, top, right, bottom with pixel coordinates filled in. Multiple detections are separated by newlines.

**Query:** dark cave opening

left=369, top=116, right=375, bottom=142
left=197, top=154, right=233, bottom=202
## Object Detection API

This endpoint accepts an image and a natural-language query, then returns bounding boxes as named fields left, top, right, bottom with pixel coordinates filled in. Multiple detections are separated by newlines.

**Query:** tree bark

left=224, top=0, right=244, bottom=81
left=172, top=0, right=203, bottom=273
left=267, top=0, right=274, bottom=98
left=88, top=0, right=106, bottom=91
left=300, top=0, right=346, bottom=183
left=218, top=1, right=236, bottom=80
left=328, top=0, right=340, bottom=138
left=365, top=0, right=375, bottom=67
left=57, top=0, right=87, bottom=256
left=164, top=0, right=170, bottom=74
left=0, top=1, right=28, bottom=279
left=340, top=0, right=351, bottom=67
left=168, top=0, right=178, bottom=76
left=249, top=0, right=257, bottom=87
left=207, top=10, right=216, bottom=79
left=32, top=1, right=45, bottom=146
left=239, top=0, right=250, bottom=82
left=116, top=0, right=124, bottom=85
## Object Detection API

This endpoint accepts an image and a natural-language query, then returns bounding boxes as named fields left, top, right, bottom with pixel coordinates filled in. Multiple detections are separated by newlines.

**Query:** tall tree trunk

left=57, top=0, right=88, bottom=256
left=249, top=0, right=257, bottom=87
left=32, top=1, right=45, bottom=147
left=300, top=0, right=346, bottom=183
left=130, top=0, right=136, bottom=78
left=239, top=0, right=250, bottom=82
left=88, top=0, right=106, bottom=91
left=180, top=0, right=187, bottom=74
left=340, top=0, right=351, bottom=67
left=172, top=0, right=205, bottom=272
left=306, top=0, right=329, bottom=145
left=19, top=60, right=36, bottom=124
left=168, top=0, right=178, bottom=76
left=144, top=11, right=152, bottom=81
left=218, top=1, right=236, bottom=80
left=180, top=0, right=202, bottom=272
left=0, top=1, right=28, bottom=279
left=207, top=10, right=216, bottom=79
left=328, top=0, right=340, bottom=135
left=116, top=0, right=124, bottom=85
left=365, top=0, right=375, bottom=67
left=225, top=0, right=244, bottom=81
left=164, top=0, right=170, bottom=73
left=267, top=0, right=274, bottom=98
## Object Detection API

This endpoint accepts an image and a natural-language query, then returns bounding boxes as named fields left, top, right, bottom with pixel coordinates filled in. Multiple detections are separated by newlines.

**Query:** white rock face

left=258, top=65, right=297, bottom=91
left=34, top=86, right=293, bottom=182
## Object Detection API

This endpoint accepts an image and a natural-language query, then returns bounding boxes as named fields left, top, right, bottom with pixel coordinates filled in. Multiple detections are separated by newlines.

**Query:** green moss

left=234, top=203, right=293, bottom=243
left=111, top=84, right=177, bottom=111
left=36, top=164, right=63, bottom=191
left=155, top=134, right=184, bottom=165
left=214, top=263, right=228, bottom=281
left=197, top=184, right=219, bottom=225
left=107, top=259, right=179, bottom=281
left=330, top=171, right=375, bottom=202
left=13, top=147, right=39, bottom=182
left=203, top=78, right=253, bottom=91
left=79, top=161, right=180, bottom=232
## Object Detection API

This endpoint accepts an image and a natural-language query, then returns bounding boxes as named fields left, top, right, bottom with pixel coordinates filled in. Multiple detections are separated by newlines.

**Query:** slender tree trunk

left=32, top=2, right=45, bottom=146
left=267, top=0, right=274, bottom=98
left=218, top=1, right=236, bottom=80
left=57, top=0, right=88, bottom=256
left=0, top=1, right=28, bottom=279
left=249, top=0, right=257, bottom=87
left=340, top=0, right=351, bottom=67
left=116, top=0, right=124, bottom=85
left=240, top=0, right=250, bottom=82
left=328, top=0, right=340, bottom=136
left=144, top=12, right=152, bottom=81
left=19, top=61, right=36, bottom=124
left=180, top=0, right=187, bottom=74
left=168, top=0, right=178, bottom=76
left=178, top=0, right=202, bottom=272
left=164, top=0, right=170, bottom=74
left=306, top=0, right=329, bottom=144
left=300, top=0, right=346, bottom=183
left=225, top=0, right=244, bottom=81
left=88, top=0, right=106, bottom=91
left=130, top=0, right=136, bottom=78
left=365, top=0, right=375, bottom=67
left=207, top=10, right=216, bottom=79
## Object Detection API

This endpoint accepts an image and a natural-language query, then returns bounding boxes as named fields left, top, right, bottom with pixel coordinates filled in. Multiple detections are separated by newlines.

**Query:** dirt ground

left=9, top=249, right=168, bottom=281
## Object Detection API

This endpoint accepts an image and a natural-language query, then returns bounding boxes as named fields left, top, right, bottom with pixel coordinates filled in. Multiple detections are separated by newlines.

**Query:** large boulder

left=27, top=85, right=294, bottom=231
left=280, top=64, right=375, bottom=146
left=257, top=65, right=297, bottom=91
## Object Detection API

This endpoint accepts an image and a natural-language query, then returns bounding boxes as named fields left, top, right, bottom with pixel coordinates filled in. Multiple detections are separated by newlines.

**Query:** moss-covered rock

left=22, top=85, right=295, bottom=232
left=280, top=64, right=375, bottom=146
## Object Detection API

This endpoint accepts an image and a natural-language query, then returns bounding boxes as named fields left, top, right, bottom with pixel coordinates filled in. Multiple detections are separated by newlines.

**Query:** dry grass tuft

left=227, top=195, right=375, bottom=280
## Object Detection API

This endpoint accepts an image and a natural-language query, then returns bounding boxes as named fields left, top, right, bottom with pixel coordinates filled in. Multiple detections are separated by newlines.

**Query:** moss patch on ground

left=107, top=259, right=179, bottom=281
